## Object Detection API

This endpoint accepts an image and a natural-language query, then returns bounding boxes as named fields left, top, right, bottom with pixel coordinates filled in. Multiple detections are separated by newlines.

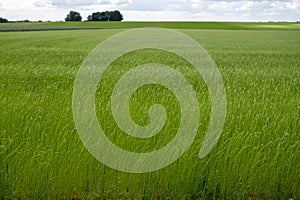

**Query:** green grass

left=0, top=25, right=299, bottom=199
left=1, top=21, right=300, bottom=31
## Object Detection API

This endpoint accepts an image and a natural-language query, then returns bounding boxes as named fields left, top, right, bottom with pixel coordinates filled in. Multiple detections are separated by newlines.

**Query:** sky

left=0, top=0, right=299, bottom=22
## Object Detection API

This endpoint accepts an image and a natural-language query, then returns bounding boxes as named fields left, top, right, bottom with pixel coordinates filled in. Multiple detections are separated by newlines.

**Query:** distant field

left=0, top=23, right=299, bottom=199
left=0, top=21, right=300, bottom=31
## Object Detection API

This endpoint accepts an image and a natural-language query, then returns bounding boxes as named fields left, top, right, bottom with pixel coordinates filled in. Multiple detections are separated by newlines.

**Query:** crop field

left=0, top=22, right=299, bottom=199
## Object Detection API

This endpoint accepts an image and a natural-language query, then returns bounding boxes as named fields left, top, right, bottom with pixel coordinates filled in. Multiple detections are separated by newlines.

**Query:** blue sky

left=0, top=0, right=299, bottom=21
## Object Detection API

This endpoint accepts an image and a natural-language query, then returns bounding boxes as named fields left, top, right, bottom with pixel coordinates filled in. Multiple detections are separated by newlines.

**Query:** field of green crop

left=1, top=21, right=300, bottom=31
left=0, top=23, right=299, bottom=199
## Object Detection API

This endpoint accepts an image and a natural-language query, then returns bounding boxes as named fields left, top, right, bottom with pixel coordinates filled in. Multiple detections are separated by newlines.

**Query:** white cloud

left=288, top=0, right=297, bottom=8
left=0, top=2, right=4, bottom=11
left=270, top=0, right=299, bottom=10
left=34, top=1, right=53, bottom=8
left=121, top=0, right=168, bottom=11
left=236, top=2, right=253, bottom=11
left=115, top=0, right=131, bottom=6
left=262, top=0, right=300, bottom=20
left=51, top=0, right=100, bottom=7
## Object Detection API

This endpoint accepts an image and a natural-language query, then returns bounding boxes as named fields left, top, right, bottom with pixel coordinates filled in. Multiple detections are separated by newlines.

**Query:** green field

left=0, top=23, right=299, bottom=199
left=1, top=21, right=300, bottom=31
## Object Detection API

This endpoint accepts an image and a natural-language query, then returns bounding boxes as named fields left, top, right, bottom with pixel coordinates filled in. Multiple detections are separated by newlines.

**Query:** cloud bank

left=0, top=0, right=299, bottom=21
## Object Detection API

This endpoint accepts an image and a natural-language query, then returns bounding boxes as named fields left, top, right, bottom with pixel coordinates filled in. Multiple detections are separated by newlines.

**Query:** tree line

left=65, top=10, right=123, bottom=22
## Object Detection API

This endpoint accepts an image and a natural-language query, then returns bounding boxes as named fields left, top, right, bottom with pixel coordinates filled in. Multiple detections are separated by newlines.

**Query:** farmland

left=0, top=22, right=299, bottom=199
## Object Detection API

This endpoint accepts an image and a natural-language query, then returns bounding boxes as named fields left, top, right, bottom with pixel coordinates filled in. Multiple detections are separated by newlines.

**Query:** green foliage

left=65, top=10, right=82, bottom=22
left=1, top=22, right=300, bottom=32
left=87, top=10, right=123, bottom=21
left=0, top=17, right=8, bottom=23
left=0, top=27, right=299, bottom=199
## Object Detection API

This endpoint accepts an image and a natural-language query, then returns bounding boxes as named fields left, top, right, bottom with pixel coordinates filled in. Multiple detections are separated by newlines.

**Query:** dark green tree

left=65, top=11, right=82, bottom=21
left=0, top=17, right=8, bottom=23
left=87, top=10, right=123, bottom=21
left=89, top=12, right=108, bottom=21
left=109, top=10, right=123, bottom=21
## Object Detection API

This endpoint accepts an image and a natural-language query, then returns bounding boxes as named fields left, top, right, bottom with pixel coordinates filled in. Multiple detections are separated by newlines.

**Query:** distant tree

left=87, top=15, right=92, bottom=21
left=109, top=10, right=123, bottom=21
left=0, top=17, right=8, bottom=23
left=89, top=12, right=108, bottom=21
left=87, top=10, right=123, bottom=21
left=100, top=11, right=109, bottom=21
left=65, top=11, right=82, bottom=22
